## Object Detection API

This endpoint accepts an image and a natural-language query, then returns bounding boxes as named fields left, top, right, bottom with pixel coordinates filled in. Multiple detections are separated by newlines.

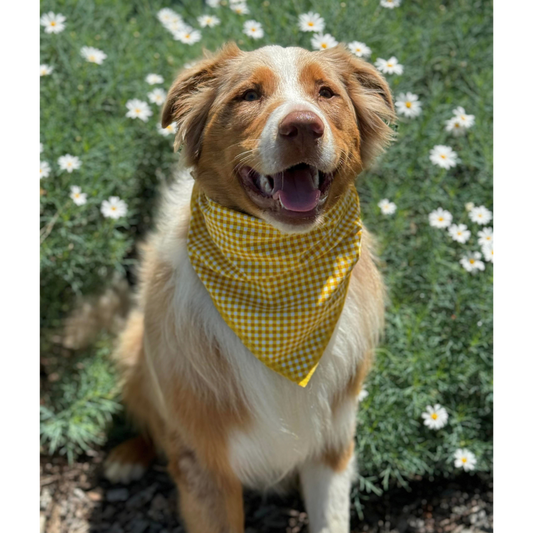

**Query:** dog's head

left=162, top=43, right=395, bottom=233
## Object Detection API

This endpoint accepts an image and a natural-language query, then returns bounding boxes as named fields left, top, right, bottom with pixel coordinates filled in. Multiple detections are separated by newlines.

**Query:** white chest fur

left=165, top=242, right=364, bottom=489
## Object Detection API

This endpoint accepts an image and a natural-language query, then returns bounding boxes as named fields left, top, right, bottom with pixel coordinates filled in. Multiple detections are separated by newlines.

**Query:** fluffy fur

left=105, top=43, right=394, bottom=533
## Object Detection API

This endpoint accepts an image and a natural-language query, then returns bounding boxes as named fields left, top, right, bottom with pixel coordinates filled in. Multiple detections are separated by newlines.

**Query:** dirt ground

left=40, top=450, right=492, bottom=533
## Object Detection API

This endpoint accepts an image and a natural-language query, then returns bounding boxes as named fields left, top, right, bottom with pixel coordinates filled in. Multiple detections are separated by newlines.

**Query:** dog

left=104, top=43, right=394, bottom=533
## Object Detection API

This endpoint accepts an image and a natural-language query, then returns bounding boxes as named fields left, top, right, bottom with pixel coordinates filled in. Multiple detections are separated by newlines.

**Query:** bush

left=40, top=0, right=493, bottom=495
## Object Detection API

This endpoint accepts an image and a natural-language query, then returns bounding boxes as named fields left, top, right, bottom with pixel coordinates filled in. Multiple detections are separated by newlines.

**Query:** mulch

left=40, top=451, right=492, bottom=533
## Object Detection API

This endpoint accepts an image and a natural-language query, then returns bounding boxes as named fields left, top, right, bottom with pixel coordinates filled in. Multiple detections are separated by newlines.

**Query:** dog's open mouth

left=238, top=163, right=334, bottom=218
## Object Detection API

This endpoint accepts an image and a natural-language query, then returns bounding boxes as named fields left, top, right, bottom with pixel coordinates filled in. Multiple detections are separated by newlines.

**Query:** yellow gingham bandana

left=187, top=185, right=363, bottom=387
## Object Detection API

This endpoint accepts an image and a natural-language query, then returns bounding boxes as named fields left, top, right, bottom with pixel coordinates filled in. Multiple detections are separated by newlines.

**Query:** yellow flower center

left=457, top=232, right=462, bottom=236
left=438, top=217, right=443, bottom=222
left=387, top=63, right=393, bottom=67
left=486, top=236, right=490, bottom=240
left=40, top=168, right=43, bottom=173
left=51, top=21, right=56, bottom=26
left=89, top=55, right=96, bottom=61
left=166, top=125, right=172, bottom=131
left=322, top=43, right=328, bottom=48
left=455, top=123, right=460, bottom=128
left=469, top=259, right=475, bottom=264
left=440, top=154, right=447, bottom=159
left=462, top=457, right=468, bottom=463
left=431, top=413, right=438, bottom=420
left=111, top=206, right=117, bottom=211
left=461, top=115, right=466, bottom=120
left=185, top=34, right=190, bottom=38
left=308, top=22, right=314, bottom=26
left=135, top=108, right=141, bottom=113
left=74, top=193, right=80, bottom=198
left=405, top=102, right=412, bottom=108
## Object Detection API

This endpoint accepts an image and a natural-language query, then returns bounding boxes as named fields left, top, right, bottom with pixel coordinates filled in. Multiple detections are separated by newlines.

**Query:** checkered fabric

left=187, top=185, right=363, bottom=387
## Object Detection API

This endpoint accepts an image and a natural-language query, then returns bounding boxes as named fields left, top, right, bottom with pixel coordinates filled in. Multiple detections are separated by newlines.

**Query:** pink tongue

left=273, top=168, right=320, bottom=212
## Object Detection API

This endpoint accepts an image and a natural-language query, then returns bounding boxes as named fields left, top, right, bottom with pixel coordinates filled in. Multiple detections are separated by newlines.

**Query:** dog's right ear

left=161, top=42, right=242, bottom=165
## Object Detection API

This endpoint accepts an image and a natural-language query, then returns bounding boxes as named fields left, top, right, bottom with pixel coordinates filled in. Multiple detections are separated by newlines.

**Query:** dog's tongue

left=273, top=166, right=320, bottom=212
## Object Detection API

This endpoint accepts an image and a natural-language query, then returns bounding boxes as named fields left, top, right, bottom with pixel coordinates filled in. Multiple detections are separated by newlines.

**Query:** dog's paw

left=103, top=436, right=155, bottom=484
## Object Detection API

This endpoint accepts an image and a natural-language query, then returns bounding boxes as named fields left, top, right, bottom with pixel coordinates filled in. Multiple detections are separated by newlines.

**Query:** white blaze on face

left=257, top=46, right=337, bottom=175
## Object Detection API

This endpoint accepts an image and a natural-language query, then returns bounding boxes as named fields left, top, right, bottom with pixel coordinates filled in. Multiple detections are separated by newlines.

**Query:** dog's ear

left=161, top=42, right=242, bottom=165
left=322, top=45, right=396, bottom=168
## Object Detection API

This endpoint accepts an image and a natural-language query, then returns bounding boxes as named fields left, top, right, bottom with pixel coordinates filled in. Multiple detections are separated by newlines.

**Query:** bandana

left=187, top=185, right=363, bottom=387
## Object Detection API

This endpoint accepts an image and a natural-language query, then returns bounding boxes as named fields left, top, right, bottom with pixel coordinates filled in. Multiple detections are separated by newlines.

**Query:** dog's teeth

left=312, top=168, right=319, bottom=188
left=258, top=175, right=273, bottom=195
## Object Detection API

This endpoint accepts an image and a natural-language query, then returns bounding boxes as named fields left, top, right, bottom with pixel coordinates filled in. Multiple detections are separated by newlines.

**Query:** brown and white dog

left=104, top=43, right=394, bottom=533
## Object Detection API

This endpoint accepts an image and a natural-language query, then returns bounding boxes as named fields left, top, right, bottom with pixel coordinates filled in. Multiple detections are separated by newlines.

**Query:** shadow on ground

left=40, top=450, right=492, bottom=533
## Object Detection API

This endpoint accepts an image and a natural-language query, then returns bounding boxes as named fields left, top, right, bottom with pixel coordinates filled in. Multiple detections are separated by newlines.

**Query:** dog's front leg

left=168, top=448, right=245, bottom=533
left=299, top=441, right=355, bottom=533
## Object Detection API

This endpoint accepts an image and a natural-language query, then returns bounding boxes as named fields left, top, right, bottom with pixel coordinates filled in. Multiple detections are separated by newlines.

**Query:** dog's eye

left=242, top=90, right=260, bottom=101
left=319, top=87, right=334, bottom=99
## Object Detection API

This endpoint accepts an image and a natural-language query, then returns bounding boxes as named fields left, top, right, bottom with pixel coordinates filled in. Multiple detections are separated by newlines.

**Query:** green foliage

left=40, top=336, right=122, bottom=463
left=40, top=0, right=492, bottom=492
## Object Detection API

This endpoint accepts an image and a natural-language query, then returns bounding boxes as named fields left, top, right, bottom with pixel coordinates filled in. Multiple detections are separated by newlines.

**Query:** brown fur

left=108, top=43, right=392, bottom=532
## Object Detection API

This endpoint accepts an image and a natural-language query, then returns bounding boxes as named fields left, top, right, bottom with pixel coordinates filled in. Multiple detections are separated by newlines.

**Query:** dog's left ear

left=161, top=42, right=242, bottom=165
left=322, top=45, right=396, bottom=168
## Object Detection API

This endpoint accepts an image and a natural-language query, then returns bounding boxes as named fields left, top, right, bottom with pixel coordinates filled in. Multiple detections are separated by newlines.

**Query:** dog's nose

left=279, top=110, right=324, bottom=140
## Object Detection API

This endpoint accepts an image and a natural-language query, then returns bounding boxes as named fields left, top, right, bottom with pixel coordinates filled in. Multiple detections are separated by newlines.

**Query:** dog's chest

left=170, top=249, right=363, bottom=488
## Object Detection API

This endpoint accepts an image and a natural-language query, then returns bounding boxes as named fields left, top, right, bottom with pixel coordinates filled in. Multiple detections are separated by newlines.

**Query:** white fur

left=257, top=46, right=337, bottom=175
left=150, top=173, right=368, bottom=497
left=300, top=453, right=355, bottom=533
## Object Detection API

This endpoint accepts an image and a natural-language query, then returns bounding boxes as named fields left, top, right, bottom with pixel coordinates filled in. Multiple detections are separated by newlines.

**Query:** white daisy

left=243, top=20, right=264, bottom=39
left=448, top=223, right=471, bottom=243
left=460, top=252, right=485, bottom=273
left=452, top=106, right=475, bottom=128
left=174, top=28, right=202, bottom=45
left=101, top=196, right=128, bottom=219
left=311, top=33, right=338, bottom=50
left=125, top=99, right=153, bottom=122
left=231, top=3, right=250, bottom=15
left=380, top=0, right=401, bottom=8
left=482, top=241, right=493, bottom=263
left=166, top=18, right=188, bottom=33
left=70, top=186, right=87, bottom=206
left=453, top=448, right=477, bottom=471
left=198, top=15, right=220, bottom=28
left=445, top=116, right=467, bottom=136
left=40, top=161, right=51, bottom=180
left=477, top=227, right=493, bottom=247
left=469, top=205, right=492, bottom=225
left=445, top=107, right=475, bottom=135
left=378, top=198, right=397, bottom=215
left=158, top=122, right=177, bottom=136
left=40, top=143, right=44, bottom=153
left=298, top=12, right=325, bottom=33
left=40, top=12, right=66, bottom=34
left=395, top=92, right=422, bottom=118
left=357, top=388, right=369, bottom=402
left=157, top=8, right=182, bottom=27
left=375, top=57, right=403, bottom=75
left=58, top=154, right=82, bottom=173
left=465, top=202, right=474, bottom=212
left=421, top=404, right=448, bottom=430
left=40, top=64, right=54, bottom=76
left=80, top=46, right=107, bottom=65
left=429, top=145, right=459, bottom=170
left=148, top=88, right=167, bottom=106
left=206, top=0, right=221, bottom=7
left=146, top=73, right=164, bottom=85
left=347, top=41, right=371, bottom=58
left=428, top=207, right=453, bottom=228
